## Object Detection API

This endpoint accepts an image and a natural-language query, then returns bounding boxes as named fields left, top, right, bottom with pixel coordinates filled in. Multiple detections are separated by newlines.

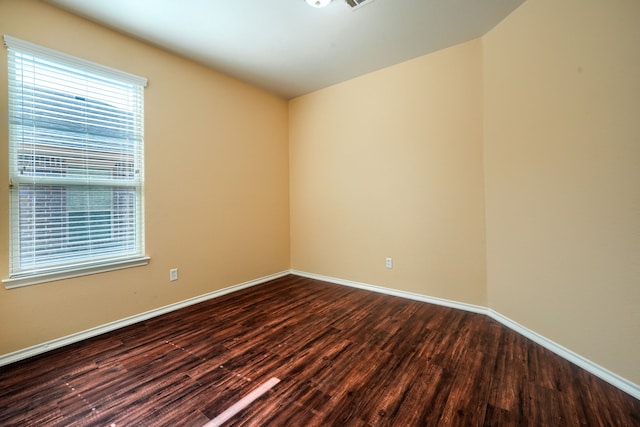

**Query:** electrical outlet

left=169, top=268, right=179, bottom=281
left=385, top=257, right=393, bottom=269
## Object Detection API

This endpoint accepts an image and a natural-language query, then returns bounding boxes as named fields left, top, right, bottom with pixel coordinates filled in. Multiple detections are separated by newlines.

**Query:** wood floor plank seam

left=0, top=275, right=638, bottom=426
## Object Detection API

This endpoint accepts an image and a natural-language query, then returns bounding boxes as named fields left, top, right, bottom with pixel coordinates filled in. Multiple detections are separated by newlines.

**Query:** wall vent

left=346, top=0, right=376, bottom=9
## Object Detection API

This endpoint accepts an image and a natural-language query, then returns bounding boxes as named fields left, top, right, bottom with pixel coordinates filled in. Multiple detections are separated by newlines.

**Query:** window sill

left=2, top=256, right=150, bottom=289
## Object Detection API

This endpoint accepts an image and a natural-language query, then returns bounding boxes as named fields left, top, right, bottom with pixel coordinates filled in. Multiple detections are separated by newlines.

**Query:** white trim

left=3, top=257, right=151, bottom=289
left=290, top=270, right=488, bottom=315
left=487, top=309, right=640, bottom=400
left=0, top=270, right=289, bottom=368
left=2, top=268, right=638, bottom=400
left=3, top=35, right=148, bottom=87
left=290, top=270, right=640, bottom=400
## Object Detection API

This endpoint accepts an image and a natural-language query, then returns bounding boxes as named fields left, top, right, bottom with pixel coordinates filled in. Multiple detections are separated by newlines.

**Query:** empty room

left=0, top=0, right=638, bottom=425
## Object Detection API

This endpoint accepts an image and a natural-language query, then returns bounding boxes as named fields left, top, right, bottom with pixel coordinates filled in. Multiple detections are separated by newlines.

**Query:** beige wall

left=290, top=39, right=487, bottom=306
left=0, top=0, right=290, bottom=354
left=483, top=0, right=640, bottom=384
left=1, top=0, right=637, bottom=390
left=291, top=0, right=639, bottom=385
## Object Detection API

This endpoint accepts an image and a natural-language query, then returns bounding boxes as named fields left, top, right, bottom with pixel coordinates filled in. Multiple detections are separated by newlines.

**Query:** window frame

left=3, top=35, right=149, bottom=289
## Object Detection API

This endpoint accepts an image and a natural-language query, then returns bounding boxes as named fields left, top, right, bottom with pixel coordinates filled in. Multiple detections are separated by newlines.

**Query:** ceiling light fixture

left=305, top=0, right=332, bottom=8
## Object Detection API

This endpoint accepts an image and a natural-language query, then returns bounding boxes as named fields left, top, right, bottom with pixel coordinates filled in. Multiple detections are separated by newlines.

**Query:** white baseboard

left=3, top=268, right=638, bottom=400
left=290, top=270, right=488, bottom=315
left=487, top=309, right=640, bottom=400
left=0, top=270, right=290, bottom=368
left=290, top=270, right=640, bottom=400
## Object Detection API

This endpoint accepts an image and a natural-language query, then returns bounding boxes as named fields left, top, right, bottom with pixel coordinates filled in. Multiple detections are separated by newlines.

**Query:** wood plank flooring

left=0, top=274, right=638, bottom=426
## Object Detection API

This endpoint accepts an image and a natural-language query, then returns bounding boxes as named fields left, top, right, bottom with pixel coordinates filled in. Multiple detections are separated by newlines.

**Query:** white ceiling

left=44, top=0, right=524, bottom=99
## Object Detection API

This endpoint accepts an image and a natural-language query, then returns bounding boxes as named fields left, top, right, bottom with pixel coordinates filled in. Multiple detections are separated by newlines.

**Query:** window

left=3, top=36, right=149, bottom=288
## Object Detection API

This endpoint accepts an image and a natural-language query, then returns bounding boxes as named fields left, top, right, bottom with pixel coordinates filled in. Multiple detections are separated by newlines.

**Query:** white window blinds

left=4, top=35, right=148, bottom=286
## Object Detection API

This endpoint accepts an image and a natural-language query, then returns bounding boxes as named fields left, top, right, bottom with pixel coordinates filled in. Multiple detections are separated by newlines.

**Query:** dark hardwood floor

left=0, top=275, right=638, bottom=426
